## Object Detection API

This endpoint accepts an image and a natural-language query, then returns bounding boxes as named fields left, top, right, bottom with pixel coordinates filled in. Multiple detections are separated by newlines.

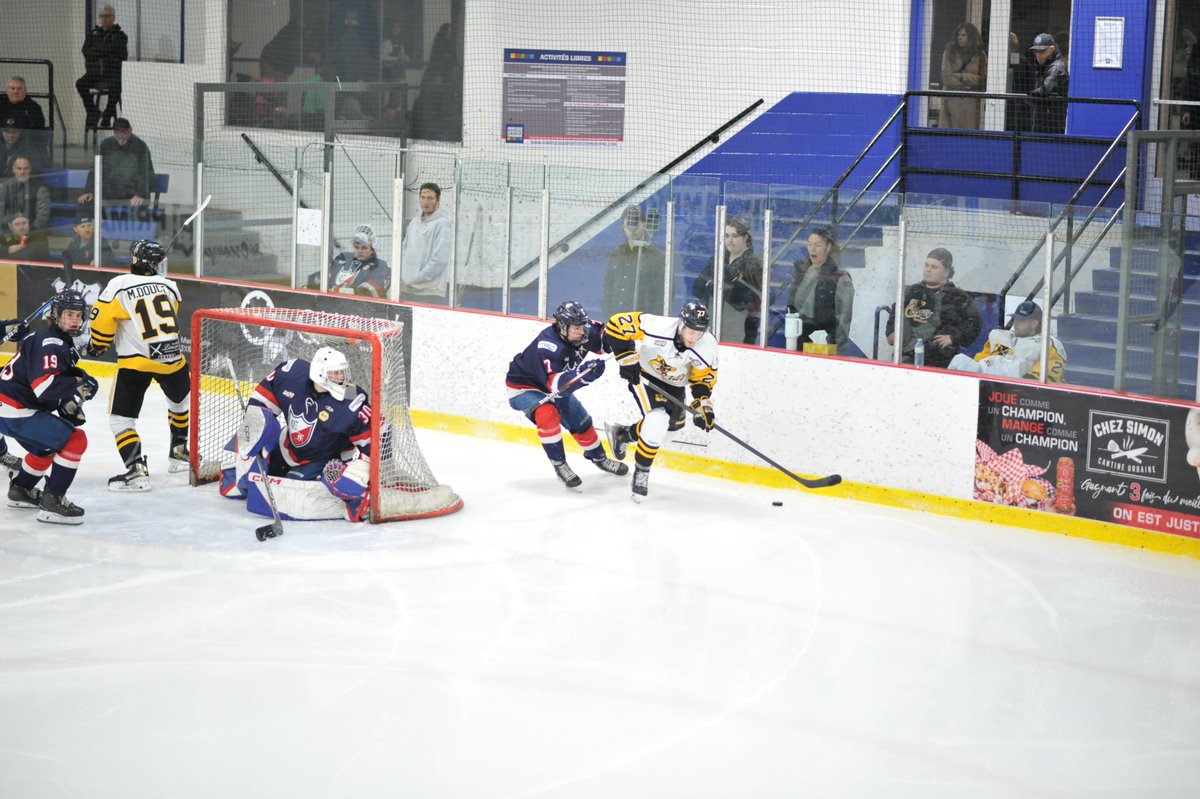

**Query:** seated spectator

left=788, top=226, right=854, bottom=351
left=693, top=216, right=763, bottom=343
left=400, top=183, right=452, bottom=304
left=602, top=205, right=666, bottom=318
left=0, top=122, right=43, bottom=178
left=1, top=157, right=51, bottom=231
left=307, top=224, right=391, bottom=297
left=62, top=211, right=115, bottom=267
left=949, top=300, right=1066, bottom=382
left=885, top=247, right=981, bottom=367
left=76, top=5, right=128, bottom=129
left=0, top=212, right=51, bottom=262
left=0, top=76, right=47, bottom=132
left=78, top=118, right=155, bottom=206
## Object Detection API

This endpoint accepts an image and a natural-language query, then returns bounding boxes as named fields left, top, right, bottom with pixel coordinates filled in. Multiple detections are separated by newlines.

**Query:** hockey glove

left=557, top=359, right=605, bottom=393
left=84, top=343, right=107, bottom=359
left=619, top=362, right=641, bottom=385
left=76, top=374, right=100, bottom=401
left=690, top=397, right=715, bottom=431
left=59, top=396, right=86, bottom=426
left=2, top=319, right=29, bottom=342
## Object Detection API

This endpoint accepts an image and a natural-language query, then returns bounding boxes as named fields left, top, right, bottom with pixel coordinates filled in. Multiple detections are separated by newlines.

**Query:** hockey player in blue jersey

left=220, top=346, right=376, bottom=522
left=0, top=290, right=98, bottom=524
left=0, top=314, right=32, bottom=476
left=505, top=300, right=628, bottom=489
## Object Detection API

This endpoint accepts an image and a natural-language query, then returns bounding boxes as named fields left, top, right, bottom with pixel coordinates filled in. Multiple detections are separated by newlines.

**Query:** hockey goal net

left=189, top=307, right=463, bottom=522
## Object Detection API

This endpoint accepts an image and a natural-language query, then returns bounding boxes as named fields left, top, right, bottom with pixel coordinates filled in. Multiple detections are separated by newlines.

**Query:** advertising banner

left=977, top=380, right=1200, bottom=539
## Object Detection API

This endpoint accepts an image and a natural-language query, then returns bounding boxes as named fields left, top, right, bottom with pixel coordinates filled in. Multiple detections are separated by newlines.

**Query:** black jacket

left=886, top=281, right=982, bottom=368
left=694, top=249, right=763, bottom=314
left=82, top=24, right=128, bottom=83
left=1029, top=51, right=1069, bottom=133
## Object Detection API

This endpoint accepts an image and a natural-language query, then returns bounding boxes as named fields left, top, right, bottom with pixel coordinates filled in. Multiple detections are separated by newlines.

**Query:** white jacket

left=401, top=207, right=452, bottom=294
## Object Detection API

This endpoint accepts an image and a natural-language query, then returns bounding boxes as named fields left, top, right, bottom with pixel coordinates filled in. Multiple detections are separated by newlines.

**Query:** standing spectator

left=885, top=247, right=982, bottom=367
left=949, top=301, right=1066, bottom=382
left=1183, top=36, right=1200, bottom=177
left=602, top=206, right=666, bottom=318
left=400, top=182, right=452, bottom=304
left=78, top=119, right=155, bottom=206
left=1, top=157, right=51, bottom=231
left=0, top=122, right=42, bottom=178
left=76, top=5, right=128, bottom=129
left=62, top=211, right=115, bottom=267
left=0, top=77, right=47, bottom=131
left=1, top=212, right=50, bottom=262
left=693, top=216, right=763, bottom=344
left=788, top=226, right=855, bottom=351
left=1028, top=33, right=1069, bottom=134
left=410, top=22, right=462, bottom=141
left=317, top=224, right=392, bottom=297
left=940, top=23, right=987, bottom=130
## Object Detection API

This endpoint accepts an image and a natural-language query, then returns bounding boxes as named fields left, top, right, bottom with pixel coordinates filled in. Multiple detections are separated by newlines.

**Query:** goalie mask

left=310, top=346, right=350, bottom=401
left=130, top=239, right=167, bottom=276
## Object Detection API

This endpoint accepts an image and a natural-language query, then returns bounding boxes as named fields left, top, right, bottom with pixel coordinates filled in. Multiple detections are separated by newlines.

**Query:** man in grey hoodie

left=400, top=182, right=452, bottom=304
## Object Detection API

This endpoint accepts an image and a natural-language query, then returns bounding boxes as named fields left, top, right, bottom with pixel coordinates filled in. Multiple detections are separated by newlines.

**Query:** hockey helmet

left=310, top=346, right=350, bottom=401
left=553, top=300, right=590, bottom=341
left=48, top=289, right=88, bottom=336
left=130, top=239, right=167, bottom=276
left=679, top=300, right=710, bottom=332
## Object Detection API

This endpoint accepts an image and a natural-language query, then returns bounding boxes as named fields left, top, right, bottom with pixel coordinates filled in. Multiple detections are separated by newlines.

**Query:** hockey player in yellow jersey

left=87, top=239, right=191, bottom=491
left=603, top=301, right=719, bottom=501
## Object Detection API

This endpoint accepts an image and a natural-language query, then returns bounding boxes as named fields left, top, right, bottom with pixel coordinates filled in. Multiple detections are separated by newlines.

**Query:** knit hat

left=351, top=224, right=377, bottom=251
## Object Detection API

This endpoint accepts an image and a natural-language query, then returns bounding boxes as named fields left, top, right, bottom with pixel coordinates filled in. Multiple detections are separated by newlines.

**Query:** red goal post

left=189, top=307, right=463, bottom=522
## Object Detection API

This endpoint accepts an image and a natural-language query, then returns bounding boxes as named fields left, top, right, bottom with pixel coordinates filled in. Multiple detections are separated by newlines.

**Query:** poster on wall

left=976, top=380, right=1200, bottom=539
left=501, top=49, right=627, bottom=145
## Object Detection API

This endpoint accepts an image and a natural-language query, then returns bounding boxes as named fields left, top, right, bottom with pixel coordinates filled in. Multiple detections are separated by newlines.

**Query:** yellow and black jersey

left=89, top=273, right=185, bottom=375
left=604, top=311, right=719, bottom=398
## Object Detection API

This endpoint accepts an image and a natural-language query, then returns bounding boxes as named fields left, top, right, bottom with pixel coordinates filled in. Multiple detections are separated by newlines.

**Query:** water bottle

left=914, top=338, right=925, bottom=368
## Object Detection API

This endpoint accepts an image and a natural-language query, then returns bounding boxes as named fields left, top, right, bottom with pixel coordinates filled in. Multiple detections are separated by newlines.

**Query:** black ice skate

left=590, top=455, right=629, bottom=476
left=109, top=456, right=151, bottom=492
left=167, top=442, right=189, bottom=474
left=553, top=461, right=582, bottom=491
left=37, top=492, right=84, bottom=525
left=631, top=467, right=650, bottom=502
left=7, top=481, right=43, bottom=509
left=1, top=450, right=21, bottom=478
left=607, top=424, right=630, bottom=460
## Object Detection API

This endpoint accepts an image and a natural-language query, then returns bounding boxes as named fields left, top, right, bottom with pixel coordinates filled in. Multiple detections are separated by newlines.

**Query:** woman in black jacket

left=693, top=216, right=763, bottom=344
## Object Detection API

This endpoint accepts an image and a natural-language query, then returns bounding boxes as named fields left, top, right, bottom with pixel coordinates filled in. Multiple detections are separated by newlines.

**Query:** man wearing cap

left=602, top=205, right=666, bottom=319
left=0, top=77, right=47, bottom=132
left=78, top=118, right=155, bottom=206
left=400, top=182, right=452, bottom=304
left=0, top=122, right=42, bottom=179
left=0, top=157, right=50, bottom=231
left=1028, top=33, right=1069, bottom=134
left=1, top=212, right=50, bottom=263
left=320, top=223, right=392, bottom=297
left=62, top=211, right=114, bottom=267
left=948, top=300, right=1066, bottom=382
left=76, top=5, right=128, bottom=129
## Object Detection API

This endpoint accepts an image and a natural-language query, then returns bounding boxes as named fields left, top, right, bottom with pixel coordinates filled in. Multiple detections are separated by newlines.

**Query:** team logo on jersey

left=287, top=397, right=320, bottom=448
left=648, top=355, right=673, bottom=379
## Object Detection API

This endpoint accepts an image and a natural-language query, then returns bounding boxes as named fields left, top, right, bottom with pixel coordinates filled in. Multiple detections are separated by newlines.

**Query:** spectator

left=940, top=23, right=987, bottom=130
left=1, top=212, right=51, bottom=262
left=62, top=211, right=115, bottom=267
left=0, top=122, right=42, bottom=178
left=1173, top=27, right=1197, bottom=100
left=400, top=182, right=452, bottom=304
left=949, top=300, right=1066, bottom=382
left=788, top=226, right=854, bottom=351
left=1028, top=33, right=1069, bottom=134
left=602, top=206, right=666, bottom=318
left=76, top=5, right=128, bottom=129
left=885, top=247, right=982, bottom=367
left=0, top=76, right=47, bottom=131
left=410, top=22, right=462, bottom=141
left=693, top=216, right=763, bottom=343
left=1, top=157, right=51, bottom=231
left=313, top=224, right=391, bottom=297
left=78, top=118, right=155, bottom=206
left=1184, top=36, right=1200, bottom=177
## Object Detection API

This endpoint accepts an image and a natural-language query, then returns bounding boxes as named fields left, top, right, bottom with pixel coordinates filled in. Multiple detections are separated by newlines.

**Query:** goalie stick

left=223, top=356, right=285, bottom=541
left=649, top=378, right=842, bottom=490
left=164, top=194, right=212, bottom=255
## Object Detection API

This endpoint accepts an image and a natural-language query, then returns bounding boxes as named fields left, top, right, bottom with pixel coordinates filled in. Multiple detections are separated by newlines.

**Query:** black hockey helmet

left=553, top=300, right=590, bottom=339
left=48, top=289, right=88, bottom=336
left=679, top=300, right=710, bottom=332
left=130, top=239, right=166, bottom=276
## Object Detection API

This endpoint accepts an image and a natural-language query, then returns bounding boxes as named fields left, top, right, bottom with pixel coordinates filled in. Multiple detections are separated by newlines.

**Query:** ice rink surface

left=2, top=385, right=1200, bottom=798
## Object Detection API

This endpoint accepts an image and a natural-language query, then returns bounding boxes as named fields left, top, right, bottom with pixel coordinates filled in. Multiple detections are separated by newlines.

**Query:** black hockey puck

left=772, top=501, right=783, bottom=507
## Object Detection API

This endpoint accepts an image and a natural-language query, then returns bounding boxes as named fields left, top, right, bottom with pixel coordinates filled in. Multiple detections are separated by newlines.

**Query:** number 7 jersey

left=89, top=273, right=186, bottom=374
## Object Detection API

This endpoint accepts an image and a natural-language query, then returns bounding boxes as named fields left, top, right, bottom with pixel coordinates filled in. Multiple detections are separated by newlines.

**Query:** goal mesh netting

left=189, top=307, right=462, bottom=522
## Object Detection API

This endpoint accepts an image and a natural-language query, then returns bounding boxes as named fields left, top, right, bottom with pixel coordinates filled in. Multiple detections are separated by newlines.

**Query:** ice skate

left=37, top=492, right=84, bottom=525
left=553, top=461, right=582, bottom=491
left=167, top=442, right=189, bottom=474
left=607, top=424, right=630, bottom=460
left=7, top=481, right=42, bottom=509
left=590, top=454, right=629, bottom=476
left=108, top=456, right=151, bottom=492
left=631, top=467, right=650, bottom=502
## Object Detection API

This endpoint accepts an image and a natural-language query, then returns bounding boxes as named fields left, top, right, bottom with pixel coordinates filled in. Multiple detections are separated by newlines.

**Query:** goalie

left=220, top=346, right=377, bottom=522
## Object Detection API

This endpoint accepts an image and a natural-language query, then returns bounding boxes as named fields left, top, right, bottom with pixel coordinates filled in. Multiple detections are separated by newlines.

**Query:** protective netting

left=190, top=307, right=462, bottom=522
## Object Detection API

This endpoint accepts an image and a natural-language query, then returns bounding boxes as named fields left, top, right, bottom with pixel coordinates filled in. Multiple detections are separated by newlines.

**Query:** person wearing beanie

left=886, top=247, right=982, bottom=368
left=315, top=222, right=392, bottom=298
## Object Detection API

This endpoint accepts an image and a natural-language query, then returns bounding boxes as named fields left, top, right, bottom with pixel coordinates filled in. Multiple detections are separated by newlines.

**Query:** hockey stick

left=0, top=295, right=57, bottom=370
left=537, top=352, right=617, bottom=406
left=647, top=378, right=842, bottom=490
left=222, top=356, right=285, bottom=541
left=164, top=194, right=212, bottom=255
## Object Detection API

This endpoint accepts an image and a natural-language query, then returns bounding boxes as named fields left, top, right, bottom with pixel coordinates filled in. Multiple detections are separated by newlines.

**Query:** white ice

left=2, top=380, right=1199, bottom=799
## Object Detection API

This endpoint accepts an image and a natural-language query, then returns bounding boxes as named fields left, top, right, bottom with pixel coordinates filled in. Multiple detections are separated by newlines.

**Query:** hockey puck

left=772, top=501, right=783, bottom=507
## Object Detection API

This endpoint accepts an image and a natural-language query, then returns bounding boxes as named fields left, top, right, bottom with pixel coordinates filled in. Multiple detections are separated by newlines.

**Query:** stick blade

left=255, top=521, right=284, bottom=541
left=803, top=474, right=842, bottom=490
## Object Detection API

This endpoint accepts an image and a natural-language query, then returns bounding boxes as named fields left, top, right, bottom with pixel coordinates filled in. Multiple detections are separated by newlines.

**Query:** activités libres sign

left=502, top=49, right=626, bottom=145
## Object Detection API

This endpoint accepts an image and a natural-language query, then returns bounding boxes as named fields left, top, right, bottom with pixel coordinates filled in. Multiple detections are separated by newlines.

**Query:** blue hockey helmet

left=553, top=300, right=590, bottom=340
left=48, top=289, right=88, bottom=337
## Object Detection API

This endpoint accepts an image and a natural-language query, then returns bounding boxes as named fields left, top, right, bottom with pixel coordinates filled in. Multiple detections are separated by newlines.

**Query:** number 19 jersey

left=89, top=273, right=186, bottom=375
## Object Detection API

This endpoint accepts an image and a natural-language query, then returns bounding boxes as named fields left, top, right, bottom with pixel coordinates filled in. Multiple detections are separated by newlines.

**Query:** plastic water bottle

left=914, top=338, right=925, bottom=368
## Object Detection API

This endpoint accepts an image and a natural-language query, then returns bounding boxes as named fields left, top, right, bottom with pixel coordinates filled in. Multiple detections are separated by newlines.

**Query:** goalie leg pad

left=247, top=473, right=347, bottom=521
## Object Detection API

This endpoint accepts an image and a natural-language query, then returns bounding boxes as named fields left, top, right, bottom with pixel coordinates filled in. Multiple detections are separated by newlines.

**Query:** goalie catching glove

left=690, top=397, right=715, bottom=431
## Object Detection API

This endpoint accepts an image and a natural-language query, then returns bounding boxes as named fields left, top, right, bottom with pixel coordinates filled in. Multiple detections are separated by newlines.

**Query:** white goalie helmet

left=310, top=346, right=350, bottom=400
